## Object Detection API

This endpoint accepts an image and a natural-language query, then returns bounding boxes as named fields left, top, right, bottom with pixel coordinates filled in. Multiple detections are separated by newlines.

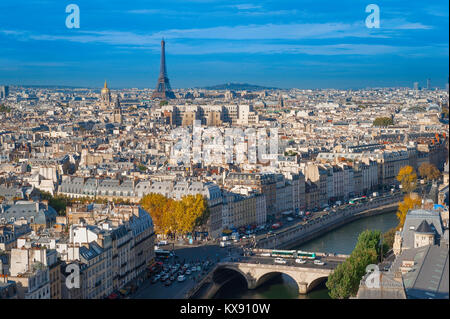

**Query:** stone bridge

left=213, top=261, right=337, bottom=294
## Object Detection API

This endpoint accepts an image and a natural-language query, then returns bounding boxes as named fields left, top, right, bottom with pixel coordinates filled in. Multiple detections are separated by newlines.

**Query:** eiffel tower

left=152, top=39, right=176, bottom=99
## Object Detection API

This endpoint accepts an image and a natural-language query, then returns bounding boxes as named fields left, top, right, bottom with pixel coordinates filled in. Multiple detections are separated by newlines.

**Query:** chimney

left=423, top=199, right=434, bottom=210
left=394, top=271, right=403, bottom=282
left=0, top=274, right=9, bottom=283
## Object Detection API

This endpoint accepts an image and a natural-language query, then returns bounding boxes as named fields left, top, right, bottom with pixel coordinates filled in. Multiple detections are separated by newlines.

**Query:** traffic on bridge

left=222, top=249, right=348, bottom=270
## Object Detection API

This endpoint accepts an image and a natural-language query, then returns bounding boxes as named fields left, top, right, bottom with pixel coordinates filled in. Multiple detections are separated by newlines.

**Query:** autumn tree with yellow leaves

left=140, top=193, right=209, bottom=237
left=396, top=165, right=417, bottom=194
left=418, top=163, right=441, bottom=181
left=396, top=193, right=422, bottom=230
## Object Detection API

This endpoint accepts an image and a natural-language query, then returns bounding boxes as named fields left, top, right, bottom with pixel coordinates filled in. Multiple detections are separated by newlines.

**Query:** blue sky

left=0, top=0, right=448, bottom=89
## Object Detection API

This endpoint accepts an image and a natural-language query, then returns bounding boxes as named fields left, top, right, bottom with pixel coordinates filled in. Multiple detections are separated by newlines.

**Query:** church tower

left=112, top=95, right=122, bottom=124
left=100, top=80, right=112, bottom=109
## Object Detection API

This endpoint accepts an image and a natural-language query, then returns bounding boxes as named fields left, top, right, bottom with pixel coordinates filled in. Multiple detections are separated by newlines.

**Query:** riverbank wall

left=256, top=194, right=402, bottom=250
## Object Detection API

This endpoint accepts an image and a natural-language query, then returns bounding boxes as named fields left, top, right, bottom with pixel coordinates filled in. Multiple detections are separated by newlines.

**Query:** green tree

left=137, top=164, right=147, bottom=172
left=396, top=165, right=417, bottom=193
left=39, top=191, right=72, bottom=215
left=284, top=150, right=298, bottom=156
left=382, top=227, right=396, bottom=252
left=326, top=230, right=381, bottom=299
left=0, top=104, right=11, bottom=113
left=372, top=117, right=393, bottom=127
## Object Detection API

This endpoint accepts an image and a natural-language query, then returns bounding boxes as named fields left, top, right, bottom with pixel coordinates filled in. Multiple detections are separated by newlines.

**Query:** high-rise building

left=0, top=85, right=9, bottom=99
left=426, top=78, right=431, bottom=90
left=413, top=82, right=419, bottom=91
left=151, top=39, right=175, bottom=100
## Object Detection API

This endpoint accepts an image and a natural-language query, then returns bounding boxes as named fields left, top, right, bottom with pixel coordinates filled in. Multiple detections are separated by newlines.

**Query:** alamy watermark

left=170, top=121, right=279, bottom=166
left=65, top=4, right=80, bottom=29
left=364, top=264, right=381, bottom=288
left=365, top=4, right=380, bottom=28
left=65, top=263, right=80, bottom=289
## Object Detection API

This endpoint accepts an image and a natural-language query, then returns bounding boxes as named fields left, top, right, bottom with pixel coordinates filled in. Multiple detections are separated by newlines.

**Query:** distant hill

left=202, top=83, right=278, bottom=91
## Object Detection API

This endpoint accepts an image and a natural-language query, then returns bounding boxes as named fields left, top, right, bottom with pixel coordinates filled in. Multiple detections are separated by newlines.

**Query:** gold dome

left=101, top=80, right=110, bottom=94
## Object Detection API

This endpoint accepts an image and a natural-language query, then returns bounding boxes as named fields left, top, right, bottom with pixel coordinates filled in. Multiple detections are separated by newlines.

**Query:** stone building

left=393, top=208, right=445, bottom=255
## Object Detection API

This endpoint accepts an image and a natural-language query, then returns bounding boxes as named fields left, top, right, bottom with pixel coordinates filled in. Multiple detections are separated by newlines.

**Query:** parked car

left=177, top=275, right=186, bottom=282
left=271, top=223, right=281, bottom=230
left=185, top=270, right=192, bottom=275
left=314, top=260, right=325, bottom=266
left=295, top=258, right=307, bottom=264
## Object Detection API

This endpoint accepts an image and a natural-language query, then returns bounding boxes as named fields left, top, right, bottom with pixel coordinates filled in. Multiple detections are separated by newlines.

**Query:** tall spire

left=152, top=39, right=175, bottom=100
left=104, top=80, right=108, bottom=89
left=160, top=39, right=167, bottom=76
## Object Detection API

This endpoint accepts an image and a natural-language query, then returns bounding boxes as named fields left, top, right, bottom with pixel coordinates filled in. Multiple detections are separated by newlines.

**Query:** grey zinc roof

left=357, top=272, right=406, bottom=299
left=399, top=245, right=449, bottom=299
left=0, top=186, right=24, bottom=200
left=401, top=209, right=443, bottom=250
left=1, top=201, right=57, bottom=225
left=79, top=241, right=103, bottom=261
left=427, top=183, right=439, bottom=203
left=416, top=220, right=434, bottom=234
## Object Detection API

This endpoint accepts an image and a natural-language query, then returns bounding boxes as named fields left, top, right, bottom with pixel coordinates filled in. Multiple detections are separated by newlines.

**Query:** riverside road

left=131, top=188, right=425, bottom=299
left=132, top=244, right=231, bottom=299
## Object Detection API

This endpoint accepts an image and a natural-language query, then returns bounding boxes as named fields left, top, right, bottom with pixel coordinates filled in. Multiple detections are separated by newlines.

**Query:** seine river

left=214, top=210, right=398, bottom=299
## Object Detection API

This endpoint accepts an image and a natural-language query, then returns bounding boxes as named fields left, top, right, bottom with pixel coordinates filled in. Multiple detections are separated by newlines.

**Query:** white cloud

left=425, top=6, right=449, bottom=18
left=2, top=22, right=387, bottom=45
left=1, top=19, right=444, bottom=57
left=229, top=4, right=262, bottom=10
left=119, top=42, right=448, bottom=57
left=382, top=18, right=433, bottom=30
left=392, top=23, right=433, bottom=30
left=151, top=22, right=381, bottom=40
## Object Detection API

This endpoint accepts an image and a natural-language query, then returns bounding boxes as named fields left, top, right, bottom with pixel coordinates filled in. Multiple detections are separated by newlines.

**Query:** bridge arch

left=307, top=276, right=328, bottom=293
left=215, top=262, right=336, bottom=295
left=255, top=271, right=300, bottom=294
left=212, top=265, right=251, bottom=289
